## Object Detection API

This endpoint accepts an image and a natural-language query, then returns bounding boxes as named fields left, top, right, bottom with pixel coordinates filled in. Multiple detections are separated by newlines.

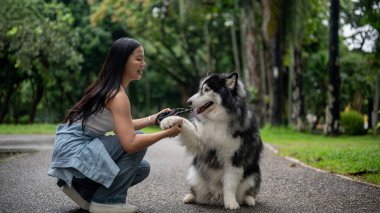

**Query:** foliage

left=89, top=0, right=241, bottom=101
left=0, top=0, right=378, bottom=130
left=340, top=47, right=373, bottom=111
left=340, top=110, right=365, bottom=135
left=0, top=0, right=83, bottom=123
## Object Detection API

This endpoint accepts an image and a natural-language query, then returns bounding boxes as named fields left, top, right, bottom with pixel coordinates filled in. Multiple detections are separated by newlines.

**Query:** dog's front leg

left=177, top=119, right=204, bottom=154
left=160, top=116, right=203, bottom=154
left=223, top=167, right=243, bottom=210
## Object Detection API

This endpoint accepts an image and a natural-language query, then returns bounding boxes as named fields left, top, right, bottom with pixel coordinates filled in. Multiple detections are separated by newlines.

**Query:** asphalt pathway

left=0, top=135, right=379, bottom=213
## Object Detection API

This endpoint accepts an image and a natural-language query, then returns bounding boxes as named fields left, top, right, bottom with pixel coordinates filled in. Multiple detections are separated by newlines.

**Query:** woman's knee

left=139, top=159, right=151, bottom=177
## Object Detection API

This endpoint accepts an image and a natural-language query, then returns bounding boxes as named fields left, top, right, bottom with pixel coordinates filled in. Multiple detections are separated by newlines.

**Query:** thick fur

left=160, top=73, right=263, bottom=210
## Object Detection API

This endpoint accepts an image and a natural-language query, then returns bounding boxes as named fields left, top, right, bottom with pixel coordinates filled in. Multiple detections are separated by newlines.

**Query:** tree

left=0, top=0, right=82, bottom=123
left=324, top=0, right=341, bottom=135
left=90, top=0, right=244, bottom=106
left=262, top=0, right=310, bottom=127
left=240, top=0, right=265, bottom=126
left=341, top=0, right=380, bottom=135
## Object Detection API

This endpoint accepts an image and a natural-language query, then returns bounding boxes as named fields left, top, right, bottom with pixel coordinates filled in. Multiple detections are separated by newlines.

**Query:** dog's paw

left=243, top=195, right=256, bottom=206
left=224, top=199, right=240, bottom=210
left=183, top=193, right=195, bottom=204
left=160, top=116, right=183, bottom=130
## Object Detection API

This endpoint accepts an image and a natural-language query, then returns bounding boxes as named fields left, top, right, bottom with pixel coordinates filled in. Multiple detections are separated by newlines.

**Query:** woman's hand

left=151, top=108, right=171, bottom=125
left=164, top=119, right=182, bottom=137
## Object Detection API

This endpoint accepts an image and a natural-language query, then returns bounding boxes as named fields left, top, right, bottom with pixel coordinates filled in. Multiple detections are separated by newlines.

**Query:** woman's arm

left=132, top=116, right=155, bottom=130
left=132, top=108, right=170, bottom=130
left=107, top=89, right=181, bottom=153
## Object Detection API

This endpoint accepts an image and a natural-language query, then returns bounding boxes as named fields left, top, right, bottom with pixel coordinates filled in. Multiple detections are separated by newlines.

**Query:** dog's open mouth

left=196, top=101, right=214, bottom=114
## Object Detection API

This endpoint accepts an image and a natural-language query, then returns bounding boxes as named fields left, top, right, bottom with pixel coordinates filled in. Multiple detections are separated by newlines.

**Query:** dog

left=160, top=72, right=263, bottom=210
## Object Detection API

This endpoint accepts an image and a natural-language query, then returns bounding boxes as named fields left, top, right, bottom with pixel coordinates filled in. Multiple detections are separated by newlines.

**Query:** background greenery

left=1, top=0, right=379, bottom=137
left=1, top=0, right=379, bottom=185
left=260, top=127, right=380, bottom=185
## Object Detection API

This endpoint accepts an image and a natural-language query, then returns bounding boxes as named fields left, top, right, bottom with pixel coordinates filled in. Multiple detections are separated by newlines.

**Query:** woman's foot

left=89, top=201, right=138, bottom=213
left=60, top=184, right=90, bottom=210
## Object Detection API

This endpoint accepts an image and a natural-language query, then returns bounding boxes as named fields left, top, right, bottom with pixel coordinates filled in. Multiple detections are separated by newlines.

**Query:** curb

left=263, top=143, right=380, bottom=188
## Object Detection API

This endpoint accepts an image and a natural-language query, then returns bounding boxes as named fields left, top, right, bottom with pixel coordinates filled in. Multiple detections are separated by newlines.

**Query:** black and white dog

left=160, top=72, right=263, bottom=210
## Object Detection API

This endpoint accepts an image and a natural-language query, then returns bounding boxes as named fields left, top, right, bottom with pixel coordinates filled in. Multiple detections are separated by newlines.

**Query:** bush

left=340, top=111, right=365, bottom=135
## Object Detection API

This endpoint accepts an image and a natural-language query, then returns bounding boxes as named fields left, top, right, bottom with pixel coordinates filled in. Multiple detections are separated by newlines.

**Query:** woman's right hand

left=164, top=120, right=182, bottom=138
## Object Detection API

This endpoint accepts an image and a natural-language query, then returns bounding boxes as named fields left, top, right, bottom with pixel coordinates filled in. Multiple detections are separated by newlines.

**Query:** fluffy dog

left=160, top=72, right=263, bottom=210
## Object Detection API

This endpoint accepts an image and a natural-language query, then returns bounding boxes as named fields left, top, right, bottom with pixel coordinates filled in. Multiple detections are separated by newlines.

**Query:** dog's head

left=187, top=72, right=247, bottom=120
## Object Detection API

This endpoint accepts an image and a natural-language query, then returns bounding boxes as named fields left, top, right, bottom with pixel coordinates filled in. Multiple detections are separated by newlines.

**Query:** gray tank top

left=81, top=108, right=114, bottom=135
left=76, top=86, right=123, bottom=135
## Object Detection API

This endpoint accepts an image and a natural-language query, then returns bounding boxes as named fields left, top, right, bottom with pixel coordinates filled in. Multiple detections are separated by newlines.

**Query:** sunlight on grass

left=260, top=126, right=380, bottom=185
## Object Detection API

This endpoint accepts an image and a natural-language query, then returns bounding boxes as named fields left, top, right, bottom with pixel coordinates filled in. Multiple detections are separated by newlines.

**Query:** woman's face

left=124, top=46, right=146, bottom=81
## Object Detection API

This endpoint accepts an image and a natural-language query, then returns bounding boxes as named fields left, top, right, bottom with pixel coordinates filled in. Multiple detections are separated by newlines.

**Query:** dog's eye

left=204, top=87, right=210, bottom=93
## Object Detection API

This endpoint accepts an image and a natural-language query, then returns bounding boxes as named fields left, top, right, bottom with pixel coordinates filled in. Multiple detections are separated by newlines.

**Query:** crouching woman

left=48, top=37, right=182, bottom=213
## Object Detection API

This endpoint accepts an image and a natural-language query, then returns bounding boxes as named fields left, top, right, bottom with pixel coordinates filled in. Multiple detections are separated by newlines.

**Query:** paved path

left=0, top=135, right=379, bottom=213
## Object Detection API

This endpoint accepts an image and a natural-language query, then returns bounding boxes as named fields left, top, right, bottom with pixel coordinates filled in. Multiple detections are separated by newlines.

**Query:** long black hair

left=64, top=37, right=141, bottom=129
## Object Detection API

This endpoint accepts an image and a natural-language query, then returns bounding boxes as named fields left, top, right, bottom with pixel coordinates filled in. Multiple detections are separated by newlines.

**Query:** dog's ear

left=206, top=71, right=213, bottom=76
left=226, top=72, right=238, bottom=89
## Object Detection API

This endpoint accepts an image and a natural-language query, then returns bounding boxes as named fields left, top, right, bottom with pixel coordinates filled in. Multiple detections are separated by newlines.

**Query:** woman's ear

left=226, top=72, right=238, bottom=89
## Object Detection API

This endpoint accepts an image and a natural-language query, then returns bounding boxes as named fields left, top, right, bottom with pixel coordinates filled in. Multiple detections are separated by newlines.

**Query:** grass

left=1, top=124, right=379, bottom=185
left=0, top=124, right=58, bottom=134
left=260, top=126, right=380, bottom=185
left=0, top=124, right=161, bottom=134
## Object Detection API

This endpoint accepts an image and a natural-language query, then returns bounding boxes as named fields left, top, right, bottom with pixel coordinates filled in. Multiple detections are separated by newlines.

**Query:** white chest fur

left=196, top=120, right=241, bottom=162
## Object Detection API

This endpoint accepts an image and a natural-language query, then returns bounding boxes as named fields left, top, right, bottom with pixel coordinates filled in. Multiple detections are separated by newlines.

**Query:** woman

left=48, top=37, right=182, bottom=213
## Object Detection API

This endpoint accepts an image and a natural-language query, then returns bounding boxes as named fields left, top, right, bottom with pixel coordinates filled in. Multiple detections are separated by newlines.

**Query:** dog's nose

left=187, top=100, right=192, bottom=106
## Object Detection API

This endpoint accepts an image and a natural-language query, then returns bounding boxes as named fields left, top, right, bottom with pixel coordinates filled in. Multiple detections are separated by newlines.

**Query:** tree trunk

left=29, top=74, right=44, bottom=124
left=291, top=47, right=306, bottom=130
left=231, top=21, right=241, bottom=75
left=0, top=84, right=13, bottom=123
left=204, top=20, right=213, bottom=73
left=324, top=0, right=341, bottom=135
left=0, top=70, right=18, bottom=123
left=179, top=85, right=192, bottom=107
left=258, top=38, right=268, bottom=126
left=264, top=43, right=273, bottom=124
left=241, top=0, right=264, bottom=126
left=372, top=70, right=380, bottom=135
left=288, top=45, right=294, bottom=126
left=271, top=30, right=284, bottom=126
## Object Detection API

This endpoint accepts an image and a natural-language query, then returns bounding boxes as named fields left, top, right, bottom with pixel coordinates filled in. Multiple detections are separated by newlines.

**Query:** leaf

left=6, top=26, right=18, bottom=37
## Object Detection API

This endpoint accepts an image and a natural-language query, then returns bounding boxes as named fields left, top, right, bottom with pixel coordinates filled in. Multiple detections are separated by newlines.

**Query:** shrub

left=340, top=111, right=365, bottom=135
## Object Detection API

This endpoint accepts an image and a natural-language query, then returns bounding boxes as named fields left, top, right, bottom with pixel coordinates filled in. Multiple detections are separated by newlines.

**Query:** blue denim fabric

left=48, top=124, right=150, bottom=203
left=48, top=124, right=119, bottom=188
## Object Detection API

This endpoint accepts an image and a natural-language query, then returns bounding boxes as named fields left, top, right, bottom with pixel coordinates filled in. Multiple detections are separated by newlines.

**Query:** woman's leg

left=130, top=159, right=150, bottom=187
left=90, top=135, right=149, bottom=204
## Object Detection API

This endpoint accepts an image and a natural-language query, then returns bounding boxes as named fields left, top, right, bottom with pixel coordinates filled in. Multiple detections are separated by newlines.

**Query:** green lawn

left=260, top=127, right=380, bottom=185
left=0, top=124, right=58, bottom=134
left=1, top=124, right=379, bottom=185
left=0, top=124, right=161, bottom=134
